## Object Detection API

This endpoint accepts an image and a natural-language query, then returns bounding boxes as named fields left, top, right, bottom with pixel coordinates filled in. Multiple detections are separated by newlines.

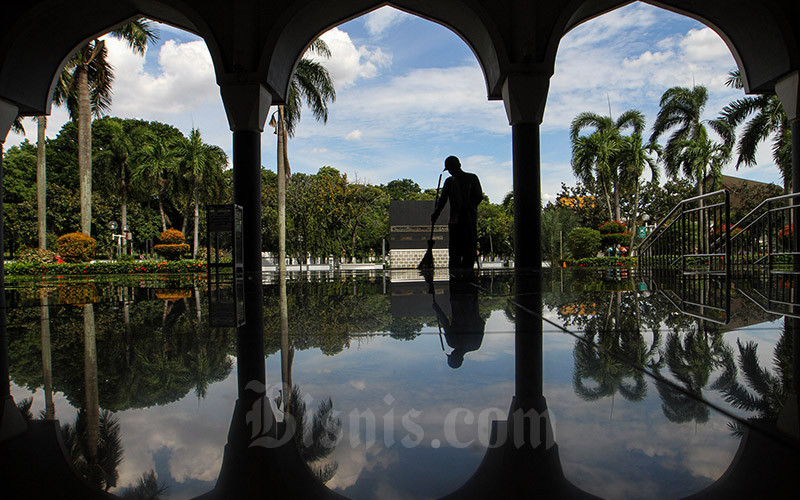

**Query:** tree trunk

left=37, top=116, right=47, bottom=249
left=78, top=64, right=92, bottom=236
left=614, top=183, right=621, bottom=221
left=192, top=188, right=200, bottom=258
left=158, top=197, right=168, bottom=231
left=278, top=106, right=287, bottom=276
left=120, top=163, right=128, bottom=255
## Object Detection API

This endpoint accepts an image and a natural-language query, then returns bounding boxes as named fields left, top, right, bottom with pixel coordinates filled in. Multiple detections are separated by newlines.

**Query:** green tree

left=570, top=110, right=646, bottom=221
left=174, top=128, right=228, bottom=257
left=133, top=130, right=181, bottom=231
left=720, top=69, right=792, bottom=191
left=385, top=178, right=422, bottom=200
left=54, top=19, right=158, bottom=236
left=565, top=227, right=601, bottom=259
left=650, top=85, right=732, bottom=197
left=273, top=39, right=336, bottom=273
left=541, top=203, right=579, bottom=266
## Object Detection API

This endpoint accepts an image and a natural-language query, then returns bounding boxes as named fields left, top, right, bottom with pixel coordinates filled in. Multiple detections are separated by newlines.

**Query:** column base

left=777, top=392, right=800, bottom=440
left=0, top=395, right=27, bottom=441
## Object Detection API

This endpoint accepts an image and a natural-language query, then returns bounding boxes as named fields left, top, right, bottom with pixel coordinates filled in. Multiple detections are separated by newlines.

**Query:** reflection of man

left=433, top=274, right=485, bottom=369
left=431, top=156, right=483, bottom=269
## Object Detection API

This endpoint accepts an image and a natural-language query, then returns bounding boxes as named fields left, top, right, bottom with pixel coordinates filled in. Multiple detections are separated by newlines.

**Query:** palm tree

left=650, top=85, right=732, bottom=197
left=272, top=39, right=336, bottom=271
left=720, top=70, right=791, bottom=191
left=174, top=128, right=228, bottom=257
left=570, top=110, right=645, bottom=221
left=618, top=133, right=660, bottom=248
left=54, top=19, right=157, bottom=236
left=120, top=470, right=168, bottom=499
left=95, top=119, right=145, bottom=253
left=133, top=132, right=180, bottom=231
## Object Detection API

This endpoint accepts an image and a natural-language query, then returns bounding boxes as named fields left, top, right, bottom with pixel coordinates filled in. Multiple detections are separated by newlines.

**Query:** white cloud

left=316, top=28, right=392, bottom=88
left=345, top=129, right=363, bottom=140
left=104, top=36, right=218, bottom=115
left=364, top=6, right=412, bottom=38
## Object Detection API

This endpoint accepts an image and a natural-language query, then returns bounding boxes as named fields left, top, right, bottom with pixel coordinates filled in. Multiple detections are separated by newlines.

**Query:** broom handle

left=430, top=173, right=443, bottom=240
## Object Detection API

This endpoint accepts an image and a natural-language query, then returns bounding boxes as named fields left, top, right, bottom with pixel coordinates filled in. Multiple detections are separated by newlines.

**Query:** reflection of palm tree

left=572, top=291, right=661, bottom=413
left=722, top=325, right=793, bottom=420
left=120, top=470, right=168, bottom=499
left=655, top=325, right=736, bottom=425
left=61, top=409, right=123, bottom=490
left=40, top=292, right=55, bottom=420
left=287, top=385, right=341, bottom=484
left=83, top=303, right=101, bottom=481
left=573, top=326, right=648, bottom=413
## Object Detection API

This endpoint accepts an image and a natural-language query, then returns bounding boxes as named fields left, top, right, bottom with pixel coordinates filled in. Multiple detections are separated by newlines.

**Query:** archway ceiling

left=1, top=0, right=799, bottom=118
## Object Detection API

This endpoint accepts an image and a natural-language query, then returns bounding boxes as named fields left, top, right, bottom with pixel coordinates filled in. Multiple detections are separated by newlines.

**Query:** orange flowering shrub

left=154, top=229, right=190, bottom=260
left=56, top=232, right=97, bottom=263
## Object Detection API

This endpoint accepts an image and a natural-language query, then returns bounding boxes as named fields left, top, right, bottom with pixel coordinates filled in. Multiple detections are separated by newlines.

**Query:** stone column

left=502, top=73, right=550, bottom=411
left=0, top=99, right=27, bottom=440
left=775, top=71, right=800, bottom=438
left=221, top=83, right=272, bottom=396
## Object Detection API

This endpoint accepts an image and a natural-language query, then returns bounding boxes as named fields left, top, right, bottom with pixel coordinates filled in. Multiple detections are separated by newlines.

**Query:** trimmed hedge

left=155, top=229, right=190, bottom=260
left=4, top=259, right=207, bottom=276
left=599, top=220, right=627, bottom=234
left=563, top=256, right=637, bottom=267
left=56, top=232, right=97, bottom=263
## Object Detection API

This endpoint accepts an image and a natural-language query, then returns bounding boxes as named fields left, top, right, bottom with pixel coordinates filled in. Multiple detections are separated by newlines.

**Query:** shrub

left=599, top=220, right=627, bottom=234
left=56, top=232, right=97, bottom=263
left=566, top=227, right=602, bottom=259
left=154, top=243, right=190, bottom=260
left=601, top=232, right=633, bottom=247
left=155, top=229, right=190, bottom=260
left=16, top=247, right=62, bottom=264
left=159, top=228, right=186, bottom=245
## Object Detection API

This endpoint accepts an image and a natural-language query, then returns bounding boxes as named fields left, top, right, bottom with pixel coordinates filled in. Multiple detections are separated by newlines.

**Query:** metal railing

left=646, top=270, right=731, bottom=324
left=638, top=190, right=730, bottom=276
left=729, top=192, right=800, bottom=277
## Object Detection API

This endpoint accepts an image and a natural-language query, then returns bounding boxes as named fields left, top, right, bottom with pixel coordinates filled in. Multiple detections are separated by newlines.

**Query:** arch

left=557, top=0, right=797, bottom=94
left=261, top=0, right=507, bottom=104
left=0, top=0, right=222, bottom=117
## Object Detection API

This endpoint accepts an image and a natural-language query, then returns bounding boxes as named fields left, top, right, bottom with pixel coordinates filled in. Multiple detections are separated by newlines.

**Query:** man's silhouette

left=431, top=156, right=483, bottom=269
left=432, top=273, right=485, bottom=369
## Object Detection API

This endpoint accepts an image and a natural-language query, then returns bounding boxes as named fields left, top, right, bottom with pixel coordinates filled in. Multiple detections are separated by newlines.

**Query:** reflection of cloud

left=350, top=380, right=367, bottom=390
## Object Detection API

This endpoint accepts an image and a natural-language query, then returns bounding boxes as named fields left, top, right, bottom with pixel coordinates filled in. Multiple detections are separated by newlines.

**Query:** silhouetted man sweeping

left=431, top=156, right=483, bottom=270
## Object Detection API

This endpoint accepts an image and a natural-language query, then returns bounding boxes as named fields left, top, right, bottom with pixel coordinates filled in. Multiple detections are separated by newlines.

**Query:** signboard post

left=207, top=204, right=245, bottom=327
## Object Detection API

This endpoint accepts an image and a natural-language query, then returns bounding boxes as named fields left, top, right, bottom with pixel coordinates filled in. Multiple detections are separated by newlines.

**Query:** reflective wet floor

left=2, top=269, right=797, bottom=498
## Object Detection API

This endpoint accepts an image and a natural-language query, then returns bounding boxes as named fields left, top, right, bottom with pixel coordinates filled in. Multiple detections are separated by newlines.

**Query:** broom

left=418, top=173, right=443, bottom=269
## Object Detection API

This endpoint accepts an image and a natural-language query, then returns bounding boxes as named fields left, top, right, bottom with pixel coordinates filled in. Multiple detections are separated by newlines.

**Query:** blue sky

left=6, top=3, right=783, bottom=203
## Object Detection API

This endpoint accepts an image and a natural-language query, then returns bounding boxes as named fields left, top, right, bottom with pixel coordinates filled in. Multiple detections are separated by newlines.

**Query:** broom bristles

left=418, top=240, right=435, bottom=269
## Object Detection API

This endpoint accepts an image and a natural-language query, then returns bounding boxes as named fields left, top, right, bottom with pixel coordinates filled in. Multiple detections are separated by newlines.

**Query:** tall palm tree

left=174, top=128, right=228, bottom=257
left=650, top=85, right=732, bottom=197
left=570, top=110, right=645, bottom=220
left=133, top=132, right=179, bottom=231
left=720, top=70, right=792, bottom=191
left=95, top=119, right=144, bottom=252
left=272, top=39, right=336, bottom=272
left=618, top=133, right=660, bottom=247
left=54, top=19, right=157, bottom=236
